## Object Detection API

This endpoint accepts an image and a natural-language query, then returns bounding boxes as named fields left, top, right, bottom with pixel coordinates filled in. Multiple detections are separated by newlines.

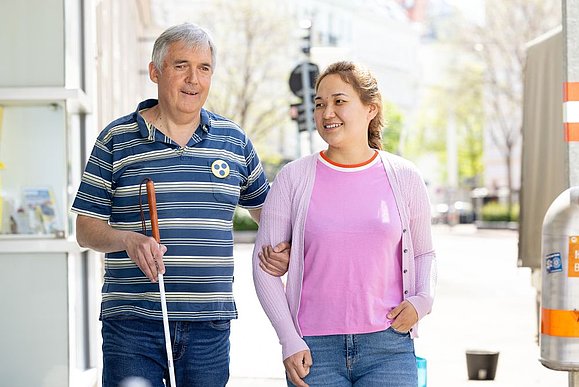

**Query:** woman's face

left=313, top=74, right=376, bottom=149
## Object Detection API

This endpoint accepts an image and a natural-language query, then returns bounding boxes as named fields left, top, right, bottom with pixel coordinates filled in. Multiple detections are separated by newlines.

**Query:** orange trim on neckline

left=319, top=150, right=379, bottom=168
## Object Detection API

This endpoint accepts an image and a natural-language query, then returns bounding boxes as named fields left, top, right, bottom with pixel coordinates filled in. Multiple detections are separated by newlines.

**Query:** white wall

left=0, top=0, right=65, bottom=87
left=94, top=0, right=156, bottom=133
left=303, top=0, right=421, bottom=116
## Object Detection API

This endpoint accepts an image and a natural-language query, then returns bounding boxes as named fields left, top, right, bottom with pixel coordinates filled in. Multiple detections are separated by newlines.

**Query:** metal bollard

left=540, top=186, right=579, bottom=384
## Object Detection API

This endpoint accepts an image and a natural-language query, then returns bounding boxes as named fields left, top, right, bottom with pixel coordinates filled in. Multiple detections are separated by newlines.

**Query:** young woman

left=253, top=61, right=436, bottom=387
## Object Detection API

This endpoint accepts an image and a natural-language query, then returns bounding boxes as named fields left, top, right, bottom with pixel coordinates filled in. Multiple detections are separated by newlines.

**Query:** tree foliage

left=454, top=64, right=484, bottom=187
left=411, top=0, right=560, bottom=217
left=196, top=0, right=296, bottom=145
left=457, top=0, right=561, bottom=212
left=410, top=62, right=484, bottom=189
left=382, top=101, right=404, bottom=154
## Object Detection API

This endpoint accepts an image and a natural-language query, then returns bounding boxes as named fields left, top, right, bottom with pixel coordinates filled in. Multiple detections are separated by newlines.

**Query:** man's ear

left=149, top=62, right=159, bottom=84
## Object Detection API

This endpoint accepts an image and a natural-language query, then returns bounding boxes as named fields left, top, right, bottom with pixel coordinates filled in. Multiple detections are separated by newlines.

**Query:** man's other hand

left=258, top=241, right=291, bottom=276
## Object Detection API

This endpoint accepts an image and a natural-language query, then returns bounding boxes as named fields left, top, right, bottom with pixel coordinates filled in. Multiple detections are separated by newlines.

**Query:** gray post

left=563, top=0, right=579, bottom=187
left=564, top=4, right=579, bottom=387
left=300, top=62, right=315, bottom=154
left=296, top=122, right=301, bottom=159
left=446, top=111, right=458, bottom=226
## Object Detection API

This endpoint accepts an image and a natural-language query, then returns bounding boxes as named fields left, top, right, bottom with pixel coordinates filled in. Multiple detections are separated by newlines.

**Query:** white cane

left=146, top=179, right=177, bottom=387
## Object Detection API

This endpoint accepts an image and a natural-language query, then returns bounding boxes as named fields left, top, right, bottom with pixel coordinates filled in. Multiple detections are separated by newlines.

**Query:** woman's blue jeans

left=102, top=317, right=230, bottom=387
left=289, top=327, right=417, bottom=387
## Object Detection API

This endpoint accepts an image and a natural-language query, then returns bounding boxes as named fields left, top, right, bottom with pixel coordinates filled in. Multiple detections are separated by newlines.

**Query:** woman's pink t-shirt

left=298, top=152, right=403, bottom=336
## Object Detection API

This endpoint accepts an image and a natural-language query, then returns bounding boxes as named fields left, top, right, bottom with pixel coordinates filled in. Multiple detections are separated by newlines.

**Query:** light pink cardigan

left=252, top=151, right=436, bottom=360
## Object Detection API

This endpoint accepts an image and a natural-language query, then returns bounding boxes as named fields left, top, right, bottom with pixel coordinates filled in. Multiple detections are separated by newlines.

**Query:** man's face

left=150, top=41, right=213, bottom=116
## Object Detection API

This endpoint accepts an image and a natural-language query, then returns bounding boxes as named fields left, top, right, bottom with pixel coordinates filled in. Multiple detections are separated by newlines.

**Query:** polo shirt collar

left=199, top=108, right=210, bottom=133
left=136, top=99, right=212, bottom=141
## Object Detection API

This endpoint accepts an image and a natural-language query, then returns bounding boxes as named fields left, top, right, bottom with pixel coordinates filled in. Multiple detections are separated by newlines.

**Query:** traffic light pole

left=300, top=61, right=315, bottom=155
left=564, top=0, right=579, bottom=188
left=562, top=3, right=579, bottom=385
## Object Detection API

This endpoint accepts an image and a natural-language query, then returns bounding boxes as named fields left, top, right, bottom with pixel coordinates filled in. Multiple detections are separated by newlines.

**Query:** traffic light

left=290, top=96, right=315, bottom=132
left=288, top=61, right=319, bottom=133
left=301, top=24, right=312, bottom=55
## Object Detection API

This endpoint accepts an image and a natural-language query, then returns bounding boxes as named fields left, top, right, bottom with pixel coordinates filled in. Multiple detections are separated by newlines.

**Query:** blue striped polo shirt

left=71, top=99, right=270, bottom=321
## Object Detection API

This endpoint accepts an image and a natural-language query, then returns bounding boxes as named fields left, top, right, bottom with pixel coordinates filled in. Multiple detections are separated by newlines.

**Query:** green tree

left=454, top=0, right=561, bottom=218
left=196, top=0, right=296, bottom=145
left=410, top=63, right=484, bottom=189
left=409, top=87, right=447, bottom=179
left=454, top=64, right=484, bottom=188
left=382, top=101, right=404, bottom=154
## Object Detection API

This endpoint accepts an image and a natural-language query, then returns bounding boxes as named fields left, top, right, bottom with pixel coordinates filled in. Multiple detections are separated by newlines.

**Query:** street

left=228, top=224, right=569, bottom=387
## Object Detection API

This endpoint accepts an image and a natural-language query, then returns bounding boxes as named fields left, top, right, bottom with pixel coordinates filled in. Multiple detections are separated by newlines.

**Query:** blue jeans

left=289, top=327, right=417, bottom=387
left=102, top=317, right=230, bottom=387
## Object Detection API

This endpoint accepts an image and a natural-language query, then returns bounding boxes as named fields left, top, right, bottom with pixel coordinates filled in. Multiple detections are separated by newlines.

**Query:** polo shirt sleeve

left=70, top=134, right=114, bottom=221
left=238, top=136, right=269, bottom=209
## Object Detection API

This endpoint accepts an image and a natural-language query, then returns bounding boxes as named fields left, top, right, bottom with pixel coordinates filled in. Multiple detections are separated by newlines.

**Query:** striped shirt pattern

left=72, top=99, right=269, bottom=321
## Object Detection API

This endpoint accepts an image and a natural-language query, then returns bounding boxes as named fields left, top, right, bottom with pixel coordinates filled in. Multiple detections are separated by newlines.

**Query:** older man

left=72, top=23, right=288, bottom=387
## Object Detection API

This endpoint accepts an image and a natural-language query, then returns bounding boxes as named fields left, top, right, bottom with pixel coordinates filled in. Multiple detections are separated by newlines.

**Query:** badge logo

left=211, top=160, right=230, bottom=178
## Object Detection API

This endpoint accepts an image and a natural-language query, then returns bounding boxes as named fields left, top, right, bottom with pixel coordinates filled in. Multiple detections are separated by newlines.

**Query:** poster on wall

left=0, top=104, right=67, bottom=237
left=17, top=187, right=61, bottom=235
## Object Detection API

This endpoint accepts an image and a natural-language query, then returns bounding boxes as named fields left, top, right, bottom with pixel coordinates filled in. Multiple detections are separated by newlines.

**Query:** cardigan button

left=404, top=290, right=408, bottom=294
left=403, top=248, right=408, bottom=253
left=403, top=269, right=408, bottom=273
left=403, top=228, right=407, bottom=233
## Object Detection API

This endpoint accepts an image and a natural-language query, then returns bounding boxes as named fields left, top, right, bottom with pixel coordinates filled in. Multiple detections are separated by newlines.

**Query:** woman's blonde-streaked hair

left=315, top=61, right=384, bottom=150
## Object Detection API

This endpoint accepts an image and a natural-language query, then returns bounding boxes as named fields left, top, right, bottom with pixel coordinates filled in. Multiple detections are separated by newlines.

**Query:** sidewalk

left=228, top=224, right=570, bottom=386
left=414, top=225, right=567, bottom=386
left=229, top=242, right=286, bottom=386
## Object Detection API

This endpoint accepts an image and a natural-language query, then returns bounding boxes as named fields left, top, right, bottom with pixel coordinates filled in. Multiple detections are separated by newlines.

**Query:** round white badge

left=211, top=160, right=230, bottom=178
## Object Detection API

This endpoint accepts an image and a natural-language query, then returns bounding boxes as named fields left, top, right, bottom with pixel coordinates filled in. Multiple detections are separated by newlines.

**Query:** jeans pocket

left=389, top=326, right=410, bottom=336
left=208, top=319, right=231, bottom=331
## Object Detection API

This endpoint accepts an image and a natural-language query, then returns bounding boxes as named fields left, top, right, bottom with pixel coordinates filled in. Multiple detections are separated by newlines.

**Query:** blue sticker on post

left=545, top=252, right=563, bottom=273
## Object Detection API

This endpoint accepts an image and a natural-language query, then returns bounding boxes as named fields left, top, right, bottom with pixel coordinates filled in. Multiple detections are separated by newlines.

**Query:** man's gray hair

left=151, top=23, right=216, bottom=72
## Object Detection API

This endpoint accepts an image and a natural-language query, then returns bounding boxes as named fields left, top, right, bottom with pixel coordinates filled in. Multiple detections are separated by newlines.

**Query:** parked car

left=431, top=203, right=449, bottom=224
left=454, top=201, right=475, bottom=223
left=431, top=201, right=475, bottom=224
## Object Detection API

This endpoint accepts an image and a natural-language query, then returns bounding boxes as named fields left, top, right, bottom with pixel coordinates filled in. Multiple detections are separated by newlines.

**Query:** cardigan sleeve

left=252, top=167, right=309, bottom=360
left=405, top=167, right=437, bottom=320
